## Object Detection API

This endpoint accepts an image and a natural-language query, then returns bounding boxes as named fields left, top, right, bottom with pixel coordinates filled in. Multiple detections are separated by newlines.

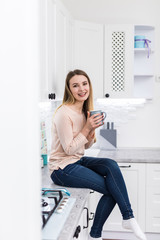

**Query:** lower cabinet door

left=73, top=201, right=90, bottom=239
left=146, top=163, right=160, bottom=233
left=103, top=163, right=146, bottom=232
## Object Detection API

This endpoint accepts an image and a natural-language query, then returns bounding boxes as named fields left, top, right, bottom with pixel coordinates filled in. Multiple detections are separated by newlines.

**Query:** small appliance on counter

left=99, top=122, right=117, bottom=150
left=41, top=188, right=76, bottom=240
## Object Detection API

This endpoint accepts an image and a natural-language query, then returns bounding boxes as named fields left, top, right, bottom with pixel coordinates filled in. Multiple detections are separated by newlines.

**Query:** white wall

left=61, top=0, right=160, bottom=26
left=0, top=1, right=41, bottom=240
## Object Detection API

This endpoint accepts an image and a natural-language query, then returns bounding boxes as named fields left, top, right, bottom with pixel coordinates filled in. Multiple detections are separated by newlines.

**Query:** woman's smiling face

left=69, top=75, right=90, bottom=103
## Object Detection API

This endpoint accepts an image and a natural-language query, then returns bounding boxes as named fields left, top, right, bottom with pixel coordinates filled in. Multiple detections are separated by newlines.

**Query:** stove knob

left=56, top=207, right=63, bottom=213
left=59, top=203, right=66, bottom=208
left=60, top=203, right=67, bottom=208
left=63, top=197, right=69, bottom=201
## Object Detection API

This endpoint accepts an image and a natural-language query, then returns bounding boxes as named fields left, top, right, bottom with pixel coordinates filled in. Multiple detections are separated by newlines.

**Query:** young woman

left=49, top=69, right=147, bottom=240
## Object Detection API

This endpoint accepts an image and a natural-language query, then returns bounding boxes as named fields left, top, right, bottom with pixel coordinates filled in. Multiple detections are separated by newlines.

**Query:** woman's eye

left=83, top=82, right=88, bottom=85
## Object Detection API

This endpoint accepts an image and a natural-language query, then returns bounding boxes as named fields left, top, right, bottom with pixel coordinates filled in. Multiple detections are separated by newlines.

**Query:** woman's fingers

left=92, top=114, right=103, bottom=123
left=91, top=115, right=104, bottom=128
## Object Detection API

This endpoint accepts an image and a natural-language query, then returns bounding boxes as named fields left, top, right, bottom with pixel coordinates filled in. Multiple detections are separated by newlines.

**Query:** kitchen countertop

left=42, top=166, right=90, bottom=240
left=96, top=148, right=160, bottom=163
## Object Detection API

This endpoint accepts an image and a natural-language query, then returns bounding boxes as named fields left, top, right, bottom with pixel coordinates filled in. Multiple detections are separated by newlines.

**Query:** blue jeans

left=51, top=156, right=134, bottom=238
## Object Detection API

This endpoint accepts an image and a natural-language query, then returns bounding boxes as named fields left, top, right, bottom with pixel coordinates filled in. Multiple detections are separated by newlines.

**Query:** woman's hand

left=86, top=111, right=104, bottom=131
left=86, top=129, right=95, bottom=142
left=81, top=111, right=104, bottom=138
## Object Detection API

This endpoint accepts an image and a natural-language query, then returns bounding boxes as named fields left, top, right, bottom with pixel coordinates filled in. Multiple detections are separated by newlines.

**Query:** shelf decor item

left=134, top=35, right=151, bottom=58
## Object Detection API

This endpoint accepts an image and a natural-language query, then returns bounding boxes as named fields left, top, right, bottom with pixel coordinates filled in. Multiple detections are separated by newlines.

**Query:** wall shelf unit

left=134, top=25, right=155, bottom=99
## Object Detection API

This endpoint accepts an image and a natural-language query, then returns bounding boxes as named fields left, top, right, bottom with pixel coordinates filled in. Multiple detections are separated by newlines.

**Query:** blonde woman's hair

left=53, top=69, right=96, bottom=142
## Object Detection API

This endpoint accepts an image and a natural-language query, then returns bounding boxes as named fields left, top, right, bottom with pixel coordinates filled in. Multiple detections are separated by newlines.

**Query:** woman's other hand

left=86, top=129, right=95, bottom=142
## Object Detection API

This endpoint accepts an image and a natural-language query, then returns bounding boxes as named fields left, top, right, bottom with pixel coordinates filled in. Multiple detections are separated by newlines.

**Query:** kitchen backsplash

left=39, top=98, right=147, bottom=154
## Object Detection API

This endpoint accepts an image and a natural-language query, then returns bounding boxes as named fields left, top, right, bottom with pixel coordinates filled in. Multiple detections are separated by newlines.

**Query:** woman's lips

left=78, top=92, right=87, bottom=97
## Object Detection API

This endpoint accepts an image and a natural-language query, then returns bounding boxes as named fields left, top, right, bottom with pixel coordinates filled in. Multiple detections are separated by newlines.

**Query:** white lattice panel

left=111, top=31, right=125, bottom=92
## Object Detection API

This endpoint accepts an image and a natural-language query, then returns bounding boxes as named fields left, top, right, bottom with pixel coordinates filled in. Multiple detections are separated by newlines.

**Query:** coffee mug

left=90, top=110, right=107, bottom=125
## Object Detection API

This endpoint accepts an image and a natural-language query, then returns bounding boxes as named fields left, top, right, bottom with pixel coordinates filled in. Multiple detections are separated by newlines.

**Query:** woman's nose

left=79, top=85, right=84, bottom=91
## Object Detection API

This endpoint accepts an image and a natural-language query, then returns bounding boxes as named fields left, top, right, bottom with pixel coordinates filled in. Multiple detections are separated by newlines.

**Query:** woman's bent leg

left=51, top=162, right=116, bottom=238
left=81, top=156, right=147, bottom=240
left=81, top=156, right=134, bottom=219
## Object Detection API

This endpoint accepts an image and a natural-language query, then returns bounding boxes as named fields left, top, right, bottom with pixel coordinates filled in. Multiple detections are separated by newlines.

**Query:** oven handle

left=83, top=207, right=95, bottom=229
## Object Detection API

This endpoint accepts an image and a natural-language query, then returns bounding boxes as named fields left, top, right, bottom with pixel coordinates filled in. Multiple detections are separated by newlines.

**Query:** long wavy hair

left=53, top=70, right=96, bottom=142
left=62, top=69, right=94, bottom=118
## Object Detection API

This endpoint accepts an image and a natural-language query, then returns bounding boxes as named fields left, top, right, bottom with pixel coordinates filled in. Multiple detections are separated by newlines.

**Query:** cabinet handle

left=89, top=212, right=94, bottom=220
left=73, top=225, right=81, bottom=238
left=119, top=165, right=131, bottom=168
left=90, top=190, right=94, bottom=194
left=83, top=207, right=95, bottom=229
left=105, top=93, right=110, bottom=98
left=48, top=93, right=56, bottom=100
left=83, top=207, right=89, bottom=229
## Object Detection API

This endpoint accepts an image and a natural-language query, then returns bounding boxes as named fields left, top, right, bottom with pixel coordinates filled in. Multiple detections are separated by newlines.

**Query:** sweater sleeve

left=55, top=110, right=88, bottom=155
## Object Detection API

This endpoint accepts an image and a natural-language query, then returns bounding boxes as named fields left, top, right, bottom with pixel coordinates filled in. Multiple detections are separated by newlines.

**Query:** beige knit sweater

left=49, top=105, right=94, bottom=174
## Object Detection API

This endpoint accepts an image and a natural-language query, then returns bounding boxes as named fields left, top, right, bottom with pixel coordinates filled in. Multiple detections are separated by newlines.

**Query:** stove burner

left=42, top=200, right=48, bottom=207
left=41, top=189, right=64, bottom=228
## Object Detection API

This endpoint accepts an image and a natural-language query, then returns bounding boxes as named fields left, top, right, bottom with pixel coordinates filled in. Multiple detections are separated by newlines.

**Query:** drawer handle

left=119, top=165, right=131, bottom=168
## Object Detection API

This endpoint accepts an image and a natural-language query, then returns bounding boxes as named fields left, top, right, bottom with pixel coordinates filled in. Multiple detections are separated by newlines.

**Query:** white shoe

left=122, top=218, right=147, bottom=240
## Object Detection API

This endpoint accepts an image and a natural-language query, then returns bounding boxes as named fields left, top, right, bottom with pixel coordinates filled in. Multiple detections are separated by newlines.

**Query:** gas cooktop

left=41, top=188, right=76, bottom=240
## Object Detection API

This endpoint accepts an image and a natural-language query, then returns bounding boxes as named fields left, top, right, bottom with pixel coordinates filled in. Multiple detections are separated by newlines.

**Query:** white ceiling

left=60, top=0, right=159, bottom=24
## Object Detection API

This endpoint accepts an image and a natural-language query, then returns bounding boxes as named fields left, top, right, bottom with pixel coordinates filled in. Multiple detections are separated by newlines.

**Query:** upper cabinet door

left=74, top=21, right=104, bottom=99
left=104, top=24, right=134, bottom=98
left=40, top=0, right=55, bottom=101
left=40, top=0, right=73, bottom=101
left=55, top=0, right=73, bottom=99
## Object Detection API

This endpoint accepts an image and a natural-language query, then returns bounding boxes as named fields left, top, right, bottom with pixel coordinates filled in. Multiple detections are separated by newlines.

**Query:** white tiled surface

left=39, top=99, right=147, bottom=153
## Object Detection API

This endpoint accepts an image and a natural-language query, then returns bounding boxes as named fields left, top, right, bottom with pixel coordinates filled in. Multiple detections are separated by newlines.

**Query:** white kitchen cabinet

left=105, top=24, right=134, bottom=98
left=105, top=24, right=155, bottom=99
left=73, top=200, right=90, bottom=240
left=40, top=0, right=73, bottom=101
left=88, top=191, right=101, bottom=231
left=103, top=163, right=146, bottom=232
left=74, top=20, right=104, bottom=99
left=40, top=0, right=53, bottom=101
left=146, top=163, right=160, bottom=233
left=55, top=0, right=73, bottom=99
